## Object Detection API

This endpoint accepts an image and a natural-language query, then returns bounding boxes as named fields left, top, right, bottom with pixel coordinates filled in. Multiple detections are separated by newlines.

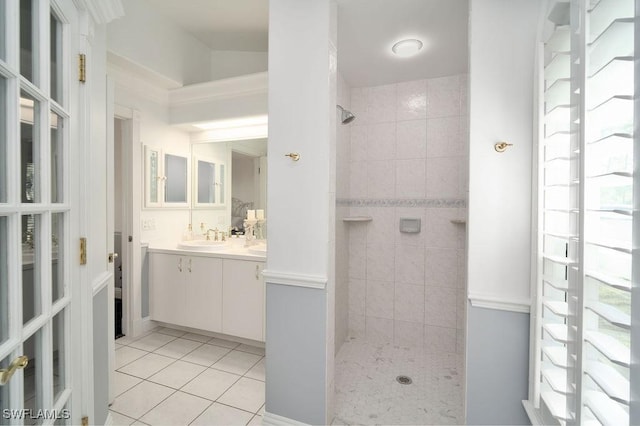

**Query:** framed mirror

left=164, top=152, right=189, bottom=205
left=193, top=157, right=225, bottom=207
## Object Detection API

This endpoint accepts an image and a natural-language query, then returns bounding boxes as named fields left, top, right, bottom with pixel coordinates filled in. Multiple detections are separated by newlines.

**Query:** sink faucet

left=206, top=228, right=219, bottom=241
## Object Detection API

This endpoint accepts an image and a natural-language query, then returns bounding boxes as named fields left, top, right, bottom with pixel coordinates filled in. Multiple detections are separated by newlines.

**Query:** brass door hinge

left=80, top=238, right=87, bottom=265
left=81, top=416, right=89, bottom=426
left=78, top=53, right=86, bottom=83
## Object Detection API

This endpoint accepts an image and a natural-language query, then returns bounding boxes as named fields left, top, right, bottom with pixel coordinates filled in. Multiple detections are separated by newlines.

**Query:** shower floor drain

left=396, top=375, right=412, bottom=385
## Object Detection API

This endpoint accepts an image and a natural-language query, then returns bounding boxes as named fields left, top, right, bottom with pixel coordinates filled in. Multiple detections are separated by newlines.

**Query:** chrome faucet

left=206, top=228, right=219, bottom=241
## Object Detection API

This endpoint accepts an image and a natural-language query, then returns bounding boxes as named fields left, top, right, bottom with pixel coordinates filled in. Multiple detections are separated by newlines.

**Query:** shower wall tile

left=343, top=75, right=468, bottom=354
left=350, top=87, right=369, bottom=125
left=349, top=162, right=367, bottom=199
left=394, top=283, right=425, bottom=323
left=366, top=244, right=395, bottom=282
left=367, top=123, right=396, bottom=161
left=349, top=278, right=366, bottom=317
left=395, top=245, right=425, bottom=285
left=365, top=280, right=394, bottom=319
left=350, top=125, right=368, bottom=163
left=396, top=119, right=427, bottom=159
left=424, top=325, right=457, bottom=353
left=349, top=313, right=366, bottom=340
left=367, top=160, right=395, bottom=198
left=394, top=320, right=424, bottom=347
left=426, top=157, right=461, bottom=199
left=368, top=84, right=397, bottom=123
left=395, top=159, right=426, bottom=198
left=366, top=316, right=394, bottom=344
left=425, top=248, right=458, bottom=288
left=426, top=75, right=461, bottom=118
left=396, top=79, right=427, bottom=121
left=424, top=208, right=461, bottom=249
left=424, top=286, right=457, bottom=329
left=426, top=116, right=463, bottom=158
left=366, top=207, right=395, bottom=245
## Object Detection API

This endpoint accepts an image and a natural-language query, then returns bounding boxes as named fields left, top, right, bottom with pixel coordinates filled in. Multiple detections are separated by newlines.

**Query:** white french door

left=0, top=0, right=81, bottom=425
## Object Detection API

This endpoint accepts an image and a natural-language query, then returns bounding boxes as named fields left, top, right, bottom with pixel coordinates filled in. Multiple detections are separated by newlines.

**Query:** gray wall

left=93, top=287, right=109, bottom=425
left=466, top=305, right=530, bottom=425
left=265, top=283, right=327, bottom=424
left=141, top=246, right=149, bottom=318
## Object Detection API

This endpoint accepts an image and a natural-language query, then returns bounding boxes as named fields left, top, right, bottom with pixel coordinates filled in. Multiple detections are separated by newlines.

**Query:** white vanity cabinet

left=222, top=259, right=265, bottom=342
left=151, top=253, right=223, bottom=332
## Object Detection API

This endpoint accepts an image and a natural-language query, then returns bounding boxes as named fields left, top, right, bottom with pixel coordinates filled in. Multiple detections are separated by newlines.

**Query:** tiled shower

left=334, top=73, right=468, bottom=424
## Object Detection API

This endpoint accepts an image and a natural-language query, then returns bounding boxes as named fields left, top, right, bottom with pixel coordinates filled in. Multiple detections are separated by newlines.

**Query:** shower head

left=337, top=105, right=356, bottom=124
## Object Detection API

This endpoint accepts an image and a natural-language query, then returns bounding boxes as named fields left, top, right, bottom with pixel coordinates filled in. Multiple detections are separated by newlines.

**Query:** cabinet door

left=223, top=259, right=265, bottom=341
left=151, top=253, right=186, bottom=325
left=185, top=256, right=223, bottom=332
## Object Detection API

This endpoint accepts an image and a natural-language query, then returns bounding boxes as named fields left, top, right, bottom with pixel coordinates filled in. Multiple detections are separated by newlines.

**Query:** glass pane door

left=0, top=1, right=78, bottom=424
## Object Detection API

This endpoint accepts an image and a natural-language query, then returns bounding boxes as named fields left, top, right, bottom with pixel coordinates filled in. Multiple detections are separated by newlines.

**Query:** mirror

left=164, top=153, right=188, bottom=204
left=190, top=138, right=267, bottom=235
left=194, top=158, right=225, bottom=206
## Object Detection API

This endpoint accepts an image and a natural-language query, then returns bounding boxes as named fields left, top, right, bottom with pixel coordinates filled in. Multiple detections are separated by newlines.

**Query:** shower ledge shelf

left=342, top=216, right=373, bottom=223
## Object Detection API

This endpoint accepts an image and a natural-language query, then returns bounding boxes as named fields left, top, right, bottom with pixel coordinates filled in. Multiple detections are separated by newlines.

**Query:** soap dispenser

left=183, top=224, right=193, bottom=241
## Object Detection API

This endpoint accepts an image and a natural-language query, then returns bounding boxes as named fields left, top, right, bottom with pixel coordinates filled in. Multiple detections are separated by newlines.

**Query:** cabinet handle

left=255, top=265, right=260, bottom=280
left=178, top=258, right=182, bottom=272
left=188, top=258, right=192, bottom=273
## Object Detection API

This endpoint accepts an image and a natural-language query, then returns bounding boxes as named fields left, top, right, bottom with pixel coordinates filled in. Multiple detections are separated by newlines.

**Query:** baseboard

left=262, top=411, right=309, bottom=426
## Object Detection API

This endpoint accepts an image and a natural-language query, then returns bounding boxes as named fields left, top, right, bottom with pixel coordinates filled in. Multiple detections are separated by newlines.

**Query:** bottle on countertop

left=183, top=224, right=194, bottom=241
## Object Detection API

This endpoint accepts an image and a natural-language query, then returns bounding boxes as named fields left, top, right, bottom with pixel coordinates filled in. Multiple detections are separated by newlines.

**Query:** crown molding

left=169, top=72, right=268, bottom=106
left=74, top=0, right=124, bottom=24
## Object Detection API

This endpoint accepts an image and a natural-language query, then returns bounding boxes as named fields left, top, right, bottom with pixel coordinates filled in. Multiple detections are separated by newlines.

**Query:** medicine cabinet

left=144, top=145, right=190, bottom=208
left=193, top=157, right=226, bottom=208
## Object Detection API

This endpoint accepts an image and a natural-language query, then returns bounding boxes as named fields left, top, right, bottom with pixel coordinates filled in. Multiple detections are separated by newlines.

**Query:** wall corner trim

left=468, top=293, right=531, bottom=313
left=263, top=411, right=310, bottom=426
left=262, top=270, right=327, bottom=290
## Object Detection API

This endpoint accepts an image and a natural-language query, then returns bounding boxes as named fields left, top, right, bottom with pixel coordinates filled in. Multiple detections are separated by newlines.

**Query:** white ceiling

left=151, top=0, right=269, bottom=52
left=150, top=0, right=468, bottom=87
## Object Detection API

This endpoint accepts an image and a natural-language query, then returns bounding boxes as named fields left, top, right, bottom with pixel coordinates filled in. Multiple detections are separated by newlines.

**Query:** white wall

left=467, top=0, right=539, bottom=310
left=211, top=50, right=268, bottom=80
left=107, top=0, right=212, bottom=85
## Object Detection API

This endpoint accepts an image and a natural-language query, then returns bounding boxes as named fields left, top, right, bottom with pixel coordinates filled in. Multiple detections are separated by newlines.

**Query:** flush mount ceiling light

left=391, top=39, right=424, bottom=57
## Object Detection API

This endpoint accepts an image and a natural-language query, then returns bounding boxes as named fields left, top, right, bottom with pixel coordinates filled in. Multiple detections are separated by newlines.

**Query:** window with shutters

left=529, top=0, right=636, bottom=425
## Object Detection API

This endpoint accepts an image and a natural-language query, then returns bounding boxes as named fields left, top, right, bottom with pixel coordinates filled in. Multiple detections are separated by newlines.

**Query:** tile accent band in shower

left=336, top=198, right=467, bottom=208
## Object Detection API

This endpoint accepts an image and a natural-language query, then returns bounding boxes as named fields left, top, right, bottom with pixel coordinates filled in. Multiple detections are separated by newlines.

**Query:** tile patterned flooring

left=333, top=338, right=464, bottom=425
left=111, top=327, right=265, bottom=426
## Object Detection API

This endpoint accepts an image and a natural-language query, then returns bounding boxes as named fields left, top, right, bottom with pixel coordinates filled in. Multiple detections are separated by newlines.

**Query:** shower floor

left=333, top=338, right=464, bottom=425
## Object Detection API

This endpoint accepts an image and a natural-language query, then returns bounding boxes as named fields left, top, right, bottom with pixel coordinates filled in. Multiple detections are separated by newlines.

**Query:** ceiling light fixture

left=391, top=39, right=424, bottom=57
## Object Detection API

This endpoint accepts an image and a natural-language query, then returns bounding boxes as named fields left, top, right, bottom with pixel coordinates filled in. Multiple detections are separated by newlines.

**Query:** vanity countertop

left=148, top=243, right=267, bottom=262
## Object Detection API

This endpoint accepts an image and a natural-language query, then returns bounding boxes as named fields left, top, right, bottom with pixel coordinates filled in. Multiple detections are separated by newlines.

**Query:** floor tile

left=190, top=402, right=254, bottom=426
left=236, top=344, right=265, bottom=356
left=113, top=372, right=143, bottom=397
left=147, top=360, right=206, bottom=389
left=247, top=414, right=262, bottom=425
left=116, top=346, right=148, bottom=369
left=153, top=338, right=202, bottom=359
left=181, top=368, right=241, bottom=401
left=128, top=332, right=177, bottom=352
left=139, top=391, right=211, bottom=426
left=109, top=411, right=135, bottom=426
left=109, top=381, right=174, bottom=420
left=182, top=343, right=231, bottom=366
left=182, top=332, right=212, bottom=343
left=207, top=337, right=241, bottom=349
left=212, top=350, right=262, bottom=376
left=155, top=327, right=187, bottom=338
left=244, top=359, right=265, bottom=381
left=218, top=377, right=265, bottom=413
left=118, top=353, right=176, bottom=379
